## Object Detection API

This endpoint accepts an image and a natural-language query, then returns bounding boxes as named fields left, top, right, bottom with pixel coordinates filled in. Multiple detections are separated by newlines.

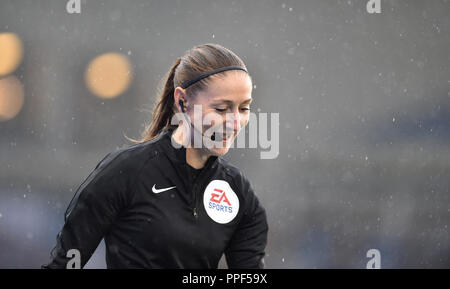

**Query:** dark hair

left=125, top=43, right=250, bottom=143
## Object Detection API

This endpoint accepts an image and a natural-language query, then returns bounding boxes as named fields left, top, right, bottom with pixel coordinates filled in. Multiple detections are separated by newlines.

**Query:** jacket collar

left=159, top=125, right=219, bottom=170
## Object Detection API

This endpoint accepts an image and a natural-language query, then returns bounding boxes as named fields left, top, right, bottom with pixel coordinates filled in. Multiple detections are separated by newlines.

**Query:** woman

left=42, top=43, right=268, bottom=269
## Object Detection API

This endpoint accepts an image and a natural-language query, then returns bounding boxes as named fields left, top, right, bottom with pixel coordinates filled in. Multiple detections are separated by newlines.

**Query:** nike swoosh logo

left=152, top=184, right=176, bottom=194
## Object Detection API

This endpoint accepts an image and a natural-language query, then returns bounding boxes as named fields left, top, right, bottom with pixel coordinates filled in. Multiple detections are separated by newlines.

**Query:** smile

left=210, top=132, right=233, bottom=142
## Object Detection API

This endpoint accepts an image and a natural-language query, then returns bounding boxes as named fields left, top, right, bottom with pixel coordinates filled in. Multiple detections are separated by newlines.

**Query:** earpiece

left=178, top=99, right=185, bottom=113
left=177, top=98, right=212, bottom=140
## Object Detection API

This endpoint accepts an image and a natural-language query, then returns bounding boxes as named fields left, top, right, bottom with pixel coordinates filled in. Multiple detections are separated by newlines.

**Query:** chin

left=203, top=135, right=234, bottom=156
left=208, top=147, right=230, bottom=156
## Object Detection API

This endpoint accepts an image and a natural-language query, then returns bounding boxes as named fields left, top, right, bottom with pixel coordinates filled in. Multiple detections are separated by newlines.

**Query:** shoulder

left=92, top=138, right=162, bottom=180
left=68, top=140, right=161, bottom=211
left=216, top=158, right=267, bottom=220
left=217, top=157, right=254, bottom=194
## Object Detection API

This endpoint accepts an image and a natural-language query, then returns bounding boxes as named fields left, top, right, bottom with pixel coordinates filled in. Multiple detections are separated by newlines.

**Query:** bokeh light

left=0, top=75, right=25, bottom=121
left=84, top=52, right=133, bottom=99
left=0, top=32, right=24, bottom=76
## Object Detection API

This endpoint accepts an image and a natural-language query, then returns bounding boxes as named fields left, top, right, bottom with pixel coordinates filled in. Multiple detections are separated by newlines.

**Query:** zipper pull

left=193, top=207, right=198, bottom=218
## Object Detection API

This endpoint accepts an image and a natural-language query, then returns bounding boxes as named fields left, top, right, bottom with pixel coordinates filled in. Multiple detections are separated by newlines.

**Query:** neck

left=172, top=125, right=211, bottom=169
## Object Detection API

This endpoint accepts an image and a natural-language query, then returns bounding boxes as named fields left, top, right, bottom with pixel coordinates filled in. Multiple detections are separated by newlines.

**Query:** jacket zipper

left=193, top=207, right=198, bottom=218
left=192, top=183, right=198, bottom=219
left=192, top=170, right=205, bottom=220
left=190, top=158, right=216, bottom=220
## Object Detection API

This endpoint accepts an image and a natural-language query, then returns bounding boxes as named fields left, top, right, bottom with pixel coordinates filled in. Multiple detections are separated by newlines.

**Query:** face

left=175, top=71, right=253, bottom=156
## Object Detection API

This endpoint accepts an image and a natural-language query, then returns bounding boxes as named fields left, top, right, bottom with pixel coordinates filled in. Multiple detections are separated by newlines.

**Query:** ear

left=174, top=87, right=187, bottom=111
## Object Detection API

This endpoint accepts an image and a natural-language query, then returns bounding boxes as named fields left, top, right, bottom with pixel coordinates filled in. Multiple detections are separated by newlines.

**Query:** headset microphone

left=179, top=100, right=185, bottom=113
left=178, top=99, right=216, bottom=141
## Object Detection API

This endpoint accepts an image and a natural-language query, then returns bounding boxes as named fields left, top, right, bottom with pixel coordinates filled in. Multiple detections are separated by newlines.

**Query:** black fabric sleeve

left=41, top=152, right=130, bottom=269
left=225, top=175, right=269, bottom=269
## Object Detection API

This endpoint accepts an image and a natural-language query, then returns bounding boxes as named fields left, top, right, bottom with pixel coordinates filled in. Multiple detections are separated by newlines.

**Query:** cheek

left=201, top=111, right=223, bottom=129
left=240, top=113, right=250, bottom=128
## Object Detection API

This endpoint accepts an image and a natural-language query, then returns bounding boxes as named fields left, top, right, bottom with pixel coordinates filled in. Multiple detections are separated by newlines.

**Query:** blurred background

left=0, top=0, right=449, bottom=268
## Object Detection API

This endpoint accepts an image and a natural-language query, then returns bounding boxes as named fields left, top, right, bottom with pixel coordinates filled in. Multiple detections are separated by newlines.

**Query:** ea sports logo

left=210, top=188, right=231, bottom=207
left=203, top=180, right=239, bottom=224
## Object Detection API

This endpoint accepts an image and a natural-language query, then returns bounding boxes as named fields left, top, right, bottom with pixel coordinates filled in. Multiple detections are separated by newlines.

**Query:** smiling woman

left=126, top=43, right=255, bottom=168
left=172, top=70, right=254, bottom=163
left=42, top=43, right=268, bottom=269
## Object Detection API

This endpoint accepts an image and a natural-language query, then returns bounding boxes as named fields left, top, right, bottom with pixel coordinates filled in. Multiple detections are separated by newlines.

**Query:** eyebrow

left=213, top=98, right=253, bottom=105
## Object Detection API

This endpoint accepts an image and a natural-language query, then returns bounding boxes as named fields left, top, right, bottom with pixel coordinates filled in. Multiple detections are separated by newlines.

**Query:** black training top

left=42, top=125, right=268, bottom=269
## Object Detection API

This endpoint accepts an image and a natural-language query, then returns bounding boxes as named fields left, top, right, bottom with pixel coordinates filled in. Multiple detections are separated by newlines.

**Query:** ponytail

left=125, top=58, right=181, bottom=143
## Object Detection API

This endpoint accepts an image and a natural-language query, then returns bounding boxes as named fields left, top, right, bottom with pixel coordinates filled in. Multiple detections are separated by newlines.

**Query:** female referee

left=42, top=43, right=268, bottom=269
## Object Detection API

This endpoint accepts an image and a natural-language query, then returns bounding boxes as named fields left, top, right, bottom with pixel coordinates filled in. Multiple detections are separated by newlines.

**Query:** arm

left=42, top=152, right=129, bottom=269
left=225, top=177, right=269, bottom=269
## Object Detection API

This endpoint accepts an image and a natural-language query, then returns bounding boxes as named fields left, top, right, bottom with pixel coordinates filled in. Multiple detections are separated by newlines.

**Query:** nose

left=226, top=110, right=241, bottom=133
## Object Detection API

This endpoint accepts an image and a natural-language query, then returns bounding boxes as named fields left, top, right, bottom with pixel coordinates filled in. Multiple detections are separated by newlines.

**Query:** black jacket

left=42, top=125, right=268, bottom=269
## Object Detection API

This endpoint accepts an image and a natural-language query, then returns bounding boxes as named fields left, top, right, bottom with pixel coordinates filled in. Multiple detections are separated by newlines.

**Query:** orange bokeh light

left=0, top=33, right=24, bottom=76
left=0, top=75, right=25, bottom=121
left=85, top=52, right=133, bottom=99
